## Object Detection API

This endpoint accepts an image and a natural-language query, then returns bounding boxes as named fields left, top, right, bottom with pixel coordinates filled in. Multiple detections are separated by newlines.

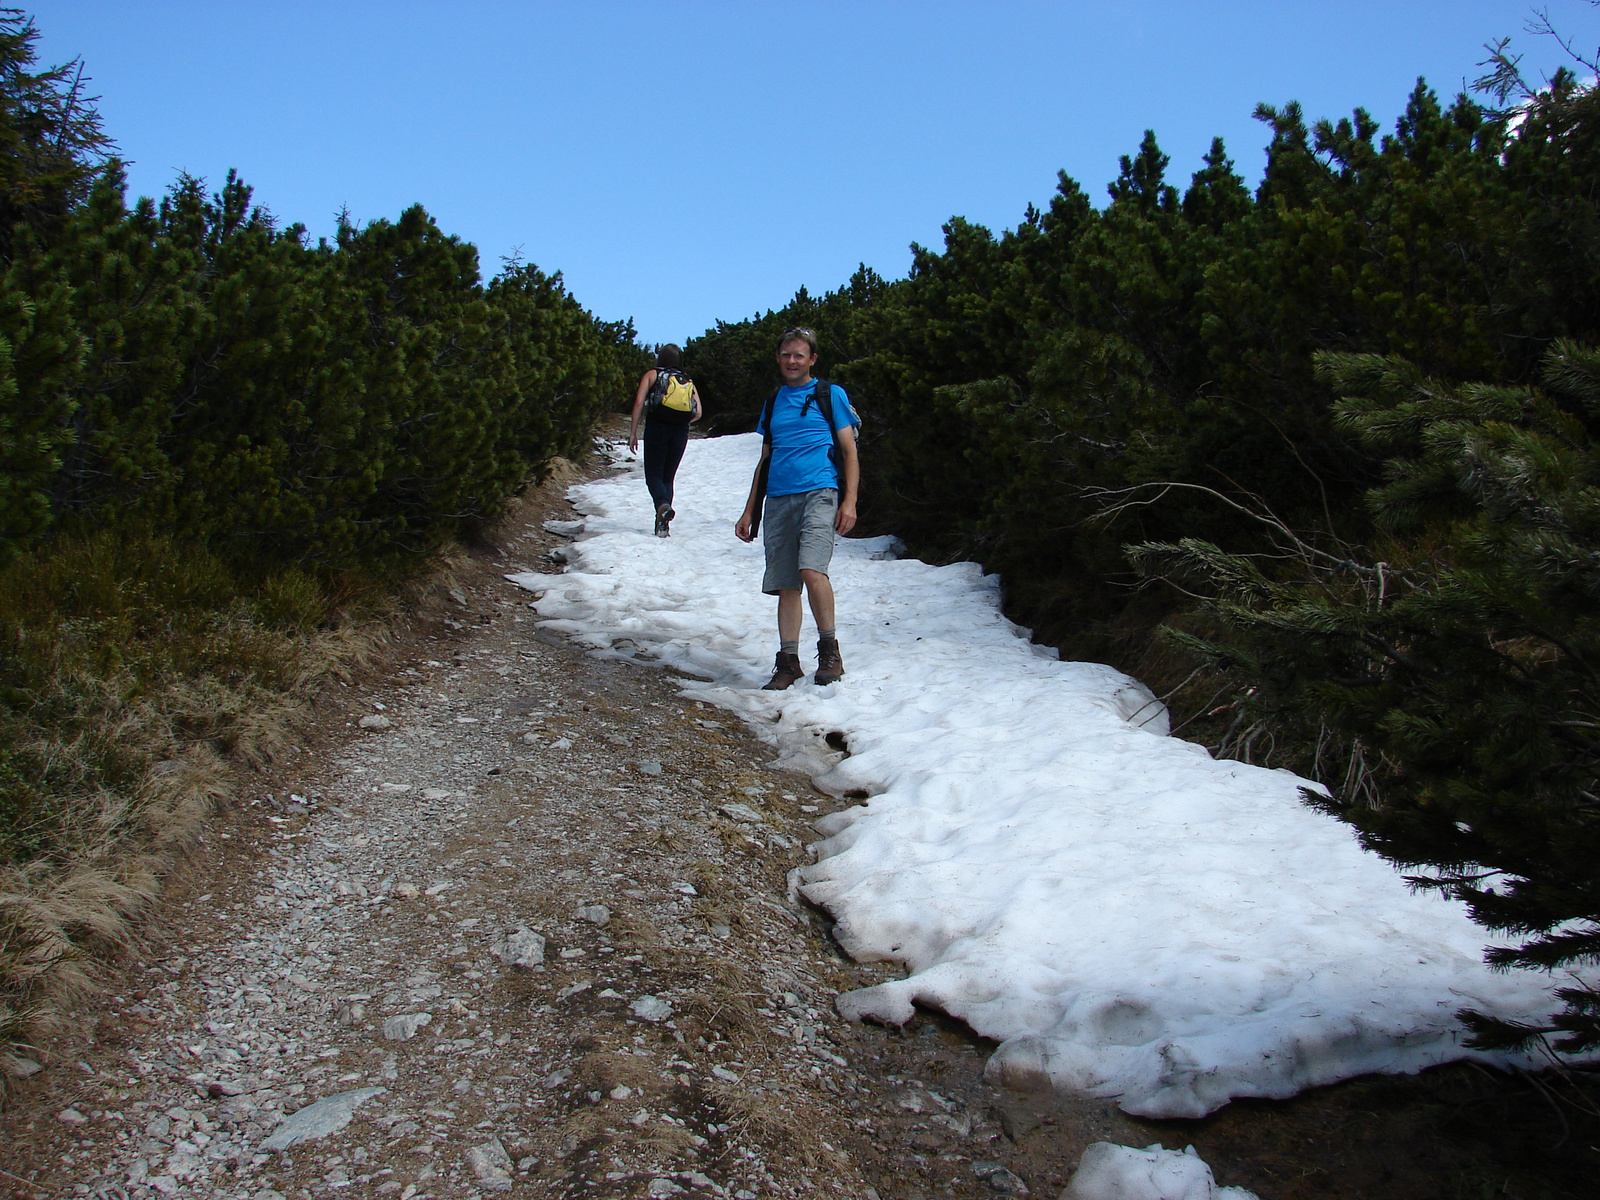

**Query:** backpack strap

left=812, top=378, right=835, bottom=433
left=752, top=392, right=778, bottom=536
left=761, top=388, right=780, bottom=444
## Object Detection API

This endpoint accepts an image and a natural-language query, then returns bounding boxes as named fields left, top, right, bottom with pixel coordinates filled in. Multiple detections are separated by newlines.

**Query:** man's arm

left=833, top=423, right=858, bottom=535
left=734, top=443, right=772, bottom=542
left=627, top=369, right=656, bottom=453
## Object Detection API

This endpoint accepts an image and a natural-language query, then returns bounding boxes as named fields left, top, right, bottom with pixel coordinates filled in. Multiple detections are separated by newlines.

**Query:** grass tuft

left=0, top=529, right=389, bottom=1090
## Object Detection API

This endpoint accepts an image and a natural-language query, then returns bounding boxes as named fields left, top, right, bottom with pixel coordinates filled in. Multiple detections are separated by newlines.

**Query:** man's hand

left=735, top=511, right=756, bottom=542
left=835, top=501, right=857, bottom=535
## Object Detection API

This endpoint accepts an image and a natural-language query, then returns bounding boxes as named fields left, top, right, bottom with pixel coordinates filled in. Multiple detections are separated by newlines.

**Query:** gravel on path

left=0, top=453, right=1150, bottom=1200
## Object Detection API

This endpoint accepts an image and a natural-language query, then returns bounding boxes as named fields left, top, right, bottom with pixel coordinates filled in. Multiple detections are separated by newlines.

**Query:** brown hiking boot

left=761, top=651, right=805, bottom=691
left=815, top=638, right=845, bottom=686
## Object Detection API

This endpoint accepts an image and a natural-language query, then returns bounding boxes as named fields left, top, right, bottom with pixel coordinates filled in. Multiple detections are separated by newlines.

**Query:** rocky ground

left=3, top=442, right=1596, bottom=1200
left=0, top=451, right=1157, bottom=1200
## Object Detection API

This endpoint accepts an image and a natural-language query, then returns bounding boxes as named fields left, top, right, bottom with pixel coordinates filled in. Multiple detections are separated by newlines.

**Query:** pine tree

left=1107, top=130, right=1177, bottom=215
left=1126, top=341, right=1600, bottom=1053
left=0, top=9, right=112, bottom=261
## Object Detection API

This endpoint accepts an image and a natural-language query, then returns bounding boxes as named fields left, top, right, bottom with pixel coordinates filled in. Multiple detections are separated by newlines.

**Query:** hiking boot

left=815, top=637, right=845, bottom=686
left=761, top=651, right=805, bottom=691
left=654, top=503, right=674, bottom=538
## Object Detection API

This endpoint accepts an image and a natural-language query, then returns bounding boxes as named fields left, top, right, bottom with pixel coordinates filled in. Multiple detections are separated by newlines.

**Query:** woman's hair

left=655, top=344, right=682, bottom=370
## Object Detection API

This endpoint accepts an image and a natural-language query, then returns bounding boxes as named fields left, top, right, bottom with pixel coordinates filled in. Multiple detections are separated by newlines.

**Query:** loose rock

left=492, top=927, right=546, bottom=968
left=5, top=1056, right=43, bottom=1079
left=466, top=1137, right=513, bottom=1192
left=631, top=995, right=673, bottom=1023
left=381, top=1013, right=432, bottom=1041
left=974, top=1160, right=1031, bottom=1196
left=260, top=1087, right=386, bottom=1152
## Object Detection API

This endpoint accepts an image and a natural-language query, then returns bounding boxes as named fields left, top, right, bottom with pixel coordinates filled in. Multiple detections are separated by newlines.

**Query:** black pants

left=642, top=419, right=689, bottom=512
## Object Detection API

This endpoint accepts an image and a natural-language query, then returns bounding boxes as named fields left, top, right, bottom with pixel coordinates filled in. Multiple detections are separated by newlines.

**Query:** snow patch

left=1063, top=1143, right=1258, bottom=1200
left=508, top=432, right=1572, bottom=1116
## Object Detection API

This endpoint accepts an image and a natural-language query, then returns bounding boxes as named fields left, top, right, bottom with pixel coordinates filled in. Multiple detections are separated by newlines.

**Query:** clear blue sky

left=27, top=1, right=1600, bottom=346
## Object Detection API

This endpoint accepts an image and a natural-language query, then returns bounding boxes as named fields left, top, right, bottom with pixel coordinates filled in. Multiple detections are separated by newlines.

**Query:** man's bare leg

left=800, top=569, right=835, bottom=632
left=803, top=569, right=845, bottom=684
left=763, top=589, right=808, bottom=690
left=777, top=588, right=804, bottom=644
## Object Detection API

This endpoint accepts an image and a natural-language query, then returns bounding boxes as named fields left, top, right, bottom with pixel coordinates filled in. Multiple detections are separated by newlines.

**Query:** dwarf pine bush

left=0, top=9, right=648, bottom=1063
left=685, top=61, right=1600, bottom=1053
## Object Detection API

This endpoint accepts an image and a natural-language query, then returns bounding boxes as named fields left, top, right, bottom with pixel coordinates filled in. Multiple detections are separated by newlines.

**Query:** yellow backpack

left=648, top=369, right=695, bottom=421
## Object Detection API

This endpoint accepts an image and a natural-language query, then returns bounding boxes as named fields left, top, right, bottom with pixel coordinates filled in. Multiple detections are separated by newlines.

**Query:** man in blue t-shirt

left=734, top=327, right=860, bottom=690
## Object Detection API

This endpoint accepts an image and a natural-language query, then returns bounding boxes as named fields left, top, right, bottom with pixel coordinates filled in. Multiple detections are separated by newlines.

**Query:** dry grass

left=705, top=1080, right=822, bottom=1170
left=0, top=530, right=400, bottom=1088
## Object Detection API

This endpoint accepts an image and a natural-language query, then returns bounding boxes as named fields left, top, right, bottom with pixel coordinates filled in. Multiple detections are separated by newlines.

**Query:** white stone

left=718, top=803, right=764, bottom=824
left=391, top=882, right=420, bottom=899
left=259, top=1087, right=386, bottom=1152
left=492, top=927, right=546, bottom=969
left=57, top=1108, right=88, bottom=1125
left=630, top=995, right=672, bottom=1023
left=466, top=1138, right=512, bottom=1191
left=381, top=1013, right=432, bottom=1041
left=576, top=904, right=611, bottom=927
left=358, top=715, right=392, bottom=731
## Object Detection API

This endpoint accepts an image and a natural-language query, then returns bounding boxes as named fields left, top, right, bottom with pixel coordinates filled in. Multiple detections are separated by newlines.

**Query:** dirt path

left=0, top=455, right=1154, bottom=1200
left=4, top=446, right=1595, bottom=1200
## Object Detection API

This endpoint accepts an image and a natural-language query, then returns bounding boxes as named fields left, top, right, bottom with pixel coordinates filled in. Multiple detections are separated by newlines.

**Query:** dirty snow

left=1062, top=1142, right=1259, bottom=1200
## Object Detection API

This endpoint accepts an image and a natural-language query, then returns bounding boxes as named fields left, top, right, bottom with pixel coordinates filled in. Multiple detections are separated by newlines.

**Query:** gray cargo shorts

left=762, top=488, right=837, bottom=595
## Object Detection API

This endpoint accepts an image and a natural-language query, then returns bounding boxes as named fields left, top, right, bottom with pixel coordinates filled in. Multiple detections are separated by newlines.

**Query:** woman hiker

left=629, top=344, right=702, bottom=537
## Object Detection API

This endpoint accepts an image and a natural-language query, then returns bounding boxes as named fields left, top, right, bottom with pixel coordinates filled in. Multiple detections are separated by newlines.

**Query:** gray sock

left=780, top=640, right=799, bottom=656
left=818, top=628, right=837, bottom=642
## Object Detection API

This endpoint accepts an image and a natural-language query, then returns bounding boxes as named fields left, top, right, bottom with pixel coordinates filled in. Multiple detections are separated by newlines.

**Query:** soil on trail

left=3, top=444, right=1598, bottom=1200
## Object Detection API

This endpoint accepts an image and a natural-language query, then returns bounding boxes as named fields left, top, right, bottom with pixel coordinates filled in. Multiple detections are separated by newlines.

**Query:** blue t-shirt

left=756, top=381, right=857, bottom=498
